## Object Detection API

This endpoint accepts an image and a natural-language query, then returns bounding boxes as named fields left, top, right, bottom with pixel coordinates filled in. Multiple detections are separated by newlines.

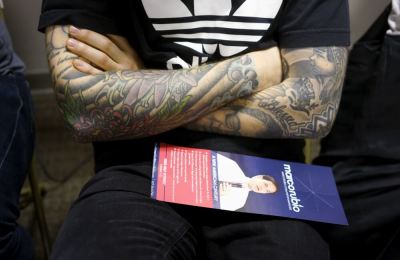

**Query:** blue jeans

left=0, top=74, right=34, bottom=260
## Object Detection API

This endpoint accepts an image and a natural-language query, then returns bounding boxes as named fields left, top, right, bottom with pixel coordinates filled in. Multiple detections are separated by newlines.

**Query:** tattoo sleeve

left=186, top=47, right=348, bottom=139
left=46, top=25, right=282, bottom=142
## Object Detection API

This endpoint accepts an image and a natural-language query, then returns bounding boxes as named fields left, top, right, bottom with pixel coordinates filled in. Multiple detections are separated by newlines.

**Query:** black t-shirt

left=39, top=0, right=350, bottom=173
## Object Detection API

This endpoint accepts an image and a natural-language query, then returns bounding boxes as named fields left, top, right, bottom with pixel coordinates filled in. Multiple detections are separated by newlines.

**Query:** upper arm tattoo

left=190, top=47, right=348, bottom=139
left=46, top=26, right=262, bottom=141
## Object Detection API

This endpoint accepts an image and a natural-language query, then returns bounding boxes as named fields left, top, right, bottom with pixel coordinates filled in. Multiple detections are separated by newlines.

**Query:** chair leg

left=29, top=161, right=52, bottom=259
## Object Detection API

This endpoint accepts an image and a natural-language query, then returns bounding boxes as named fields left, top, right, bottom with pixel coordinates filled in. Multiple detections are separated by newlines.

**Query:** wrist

left=252, top=47, right=283, bottom=91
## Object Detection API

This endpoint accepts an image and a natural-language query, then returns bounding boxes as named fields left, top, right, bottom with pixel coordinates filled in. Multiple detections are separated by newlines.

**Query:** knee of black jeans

left=164, top=225, right=198, bottom=260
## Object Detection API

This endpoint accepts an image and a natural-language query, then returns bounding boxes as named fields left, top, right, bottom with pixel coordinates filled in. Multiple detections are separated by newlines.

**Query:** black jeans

left=314, top=158, right=400, bottom=260
left=51, top=165, right=330, bottom=260
left=0, top=75, right=34, bottom=260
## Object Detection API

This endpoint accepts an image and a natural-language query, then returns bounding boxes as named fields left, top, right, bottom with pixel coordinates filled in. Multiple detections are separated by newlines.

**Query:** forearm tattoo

left=188, top=47, right=348, bottom=139
left=46, top=26, right=261, bottom=141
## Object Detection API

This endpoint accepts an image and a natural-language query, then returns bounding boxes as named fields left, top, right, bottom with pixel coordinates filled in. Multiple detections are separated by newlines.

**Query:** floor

left=18, top=74, right=94, bottom=260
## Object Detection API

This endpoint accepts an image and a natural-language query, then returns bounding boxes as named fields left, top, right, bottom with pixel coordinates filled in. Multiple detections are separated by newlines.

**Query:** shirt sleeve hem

left=38, top=9, right=120, bottom=35
left=279, top=29, right=350, bottom=48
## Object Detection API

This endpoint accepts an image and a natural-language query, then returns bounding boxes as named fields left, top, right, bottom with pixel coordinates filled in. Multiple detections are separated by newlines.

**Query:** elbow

left=53, top=73, right=109, bottom=143
left=54, top=87, right=94, bottom=143
left=306, top=103, right=339, bottom=139
left=70, top=121, right=94, bottom=143
left=313, top=121, right=334, bottom=139
left=62, top=113, right=94, bottom=143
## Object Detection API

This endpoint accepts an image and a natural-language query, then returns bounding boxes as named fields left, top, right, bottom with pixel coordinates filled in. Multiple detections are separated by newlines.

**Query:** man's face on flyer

left=247, top=176, right=277, bottom=194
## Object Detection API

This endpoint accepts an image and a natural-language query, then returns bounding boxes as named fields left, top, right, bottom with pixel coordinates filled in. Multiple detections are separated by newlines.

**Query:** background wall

left=3, top=0, right=393, bottom=77
left=349, top=0, right=391, bottom=43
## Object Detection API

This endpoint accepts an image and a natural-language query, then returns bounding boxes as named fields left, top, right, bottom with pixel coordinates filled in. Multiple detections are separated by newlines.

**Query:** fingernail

left=67, top=38, right=78, bottom=48
left=70, top=26, right=80, bottom=35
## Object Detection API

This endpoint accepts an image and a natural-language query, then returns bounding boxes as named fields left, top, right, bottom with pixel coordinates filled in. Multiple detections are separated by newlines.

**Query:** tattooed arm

left=186, top=47, right=348, bottom=138
left=46, top=25, right=282, bottom=142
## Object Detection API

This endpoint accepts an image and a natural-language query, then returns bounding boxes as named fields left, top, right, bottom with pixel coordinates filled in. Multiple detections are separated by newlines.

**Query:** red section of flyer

left=156, top=143, right=213, bottom=208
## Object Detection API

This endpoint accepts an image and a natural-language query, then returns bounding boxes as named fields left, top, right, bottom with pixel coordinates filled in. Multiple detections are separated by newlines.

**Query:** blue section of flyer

left=216, top=151, right=348, bottom=225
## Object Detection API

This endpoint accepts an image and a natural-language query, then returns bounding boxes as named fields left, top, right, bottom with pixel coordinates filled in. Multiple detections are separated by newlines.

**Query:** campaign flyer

left=151, top=143, right=348, bottom=225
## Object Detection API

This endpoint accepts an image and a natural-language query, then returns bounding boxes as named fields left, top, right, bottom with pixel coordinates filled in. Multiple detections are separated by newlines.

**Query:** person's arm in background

left=187, top=47, right=348, bottom=138
left=46, top=25, right=282, bottom=142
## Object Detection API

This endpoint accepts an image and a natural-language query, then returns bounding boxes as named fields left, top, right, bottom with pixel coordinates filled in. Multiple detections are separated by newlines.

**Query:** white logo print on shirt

left=141, top=0, right=283, bottom=69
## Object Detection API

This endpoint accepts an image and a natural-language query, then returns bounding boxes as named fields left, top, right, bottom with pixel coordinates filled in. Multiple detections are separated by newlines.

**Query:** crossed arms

left=46, top=25, right=347, bottom=142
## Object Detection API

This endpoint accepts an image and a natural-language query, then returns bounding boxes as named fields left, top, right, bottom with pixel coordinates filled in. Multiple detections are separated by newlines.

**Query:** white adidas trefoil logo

left=141, top=0, right=283, bottom=69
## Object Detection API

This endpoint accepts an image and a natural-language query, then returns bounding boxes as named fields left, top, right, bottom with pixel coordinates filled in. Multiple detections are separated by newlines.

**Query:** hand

left=66, top=26, right=143, bottom=74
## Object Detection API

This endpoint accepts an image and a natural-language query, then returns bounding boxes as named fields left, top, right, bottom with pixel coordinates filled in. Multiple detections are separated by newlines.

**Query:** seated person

left=0, top=5, right=34, bottom=260
left=39, top=0, right=350, bottom=259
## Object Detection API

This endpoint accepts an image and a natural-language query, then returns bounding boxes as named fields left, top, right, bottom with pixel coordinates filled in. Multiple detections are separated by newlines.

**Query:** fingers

left=69, top=26, right=126, bottom=64
left=68, top=26, right=143, bottom=71
left=73, top=59, right=103, bottom=75
left=108, top=35, right=135, bottom=54
left=67, top=37, right=121, bottom=71
left=108, top=34, right=144, bottom=70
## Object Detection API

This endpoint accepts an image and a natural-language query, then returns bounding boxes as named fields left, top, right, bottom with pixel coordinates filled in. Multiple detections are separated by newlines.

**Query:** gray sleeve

left=0, top=19, right=25, bottom=75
